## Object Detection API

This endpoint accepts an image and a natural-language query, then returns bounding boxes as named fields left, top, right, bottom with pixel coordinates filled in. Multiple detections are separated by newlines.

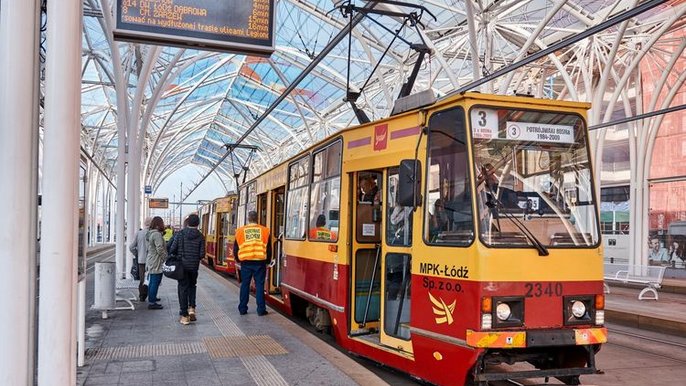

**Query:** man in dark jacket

left=170, top=214, right=205, bottom=325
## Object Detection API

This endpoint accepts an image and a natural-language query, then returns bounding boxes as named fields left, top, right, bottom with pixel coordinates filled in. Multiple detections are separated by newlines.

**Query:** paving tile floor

left=78, top=266, right=380, bottom=386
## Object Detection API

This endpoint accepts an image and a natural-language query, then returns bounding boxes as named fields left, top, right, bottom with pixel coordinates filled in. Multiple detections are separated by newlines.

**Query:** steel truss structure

left=69, top=0, right=686, bottom=267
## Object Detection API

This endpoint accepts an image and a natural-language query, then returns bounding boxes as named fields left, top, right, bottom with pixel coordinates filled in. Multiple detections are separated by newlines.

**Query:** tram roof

left=72, top=0, right=685, bottom=198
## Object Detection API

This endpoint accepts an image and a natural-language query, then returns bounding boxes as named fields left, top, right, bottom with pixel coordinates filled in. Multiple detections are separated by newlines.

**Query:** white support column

left=37, top=0, right=82, bottom=384
left=0, top=1, right=40, bottom=385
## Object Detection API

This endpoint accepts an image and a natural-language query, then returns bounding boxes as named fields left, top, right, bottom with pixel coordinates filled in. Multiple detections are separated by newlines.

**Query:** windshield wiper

left=485, top=195, right=549, bottom=256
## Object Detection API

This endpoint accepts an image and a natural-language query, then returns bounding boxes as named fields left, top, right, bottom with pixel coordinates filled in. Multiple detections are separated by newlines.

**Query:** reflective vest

left=308, top=227, right=336, bottom=240
left=235, top=223, right=270, bottom=261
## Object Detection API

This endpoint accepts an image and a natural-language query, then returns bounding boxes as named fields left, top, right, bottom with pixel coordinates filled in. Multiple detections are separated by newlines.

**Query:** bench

left=114, top=278, right=140, bottom=311
left=603, top=263, right=666, bottom=300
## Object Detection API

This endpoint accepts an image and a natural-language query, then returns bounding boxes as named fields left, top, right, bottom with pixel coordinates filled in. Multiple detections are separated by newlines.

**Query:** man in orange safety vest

left=234, top=211, right=271, bottom=315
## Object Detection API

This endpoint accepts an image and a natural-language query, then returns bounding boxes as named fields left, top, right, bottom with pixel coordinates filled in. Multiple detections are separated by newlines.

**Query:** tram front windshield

left=470, top=107, right=598, bottom=248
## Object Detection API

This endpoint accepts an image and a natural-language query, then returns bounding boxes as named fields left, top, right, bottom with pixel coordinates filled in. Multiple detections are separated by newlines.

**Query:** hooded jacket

left=146, top=229, right=167, bottom=274
left=170, top=227, right=205, bottom=271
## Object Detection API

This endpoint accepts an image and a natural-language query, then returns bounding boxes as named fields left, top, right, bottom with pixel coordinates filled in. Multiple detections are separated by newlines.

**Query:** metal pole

left=179, top=182, right=183, bottom=226
left=38, top=0, right=82, bottom=384
left=0, top=1, right=40, bottom=384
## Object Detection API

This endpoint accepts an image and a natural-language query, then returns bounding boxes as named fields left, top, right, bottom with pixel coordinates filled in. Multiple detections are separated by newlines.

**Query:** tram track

left=85, top=246, right=116, bottom=273
left=606, top=325, right=686, bottom=365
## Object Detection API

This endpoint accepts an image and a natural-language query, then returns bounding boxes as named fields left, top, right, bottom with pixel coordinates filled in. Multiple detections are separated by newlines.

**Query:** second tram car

left=199, top=195, right=239, bottom=275
left=228, top=92, right=606, bottom=385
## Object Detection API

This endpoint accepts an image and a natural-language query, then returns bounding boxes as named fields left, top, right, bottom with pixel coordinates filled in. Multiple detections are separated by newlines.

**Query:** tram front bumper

left=466, top=327, right=607, bottom=348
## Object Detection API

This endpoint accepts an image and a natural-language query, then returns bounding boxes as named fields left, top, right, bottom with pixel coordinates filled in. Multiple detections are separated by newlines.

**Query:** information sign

left=470, top=108, right=499, bottom=140
left=149, top=198, right=169, bottom=209
left=505, top=121, right=575, bottom=144
left=114, top=0, right=275, bottom=56
left=145, top=185, right=152, bottom=194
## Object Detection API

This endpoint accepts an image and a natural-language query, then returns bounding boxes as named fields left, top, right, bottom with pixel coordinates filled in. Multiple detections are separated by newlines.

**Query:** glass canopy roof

left=75, top=0, right=686, bottom=198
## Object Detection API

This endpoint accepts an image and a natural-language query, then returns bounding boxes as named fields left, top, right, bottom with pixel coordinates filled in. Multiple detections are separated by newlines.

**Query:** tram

left=231, top=92, right=606, bottom=385
left=199, top=195, right=239, bottom=276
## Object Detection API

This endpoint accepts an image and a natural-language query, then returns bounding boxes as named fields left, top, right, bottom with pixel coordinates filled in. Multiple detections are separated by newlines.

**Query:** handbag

left=163, top=256, right=185, bottom=280
left=130, top=257, right=140, bottom=281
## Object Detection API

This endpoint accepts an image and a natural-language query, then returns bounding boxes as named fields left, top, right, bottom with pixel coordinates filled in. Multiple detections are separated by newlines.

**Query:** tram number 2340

left=524, top=282, right=563, bottom=298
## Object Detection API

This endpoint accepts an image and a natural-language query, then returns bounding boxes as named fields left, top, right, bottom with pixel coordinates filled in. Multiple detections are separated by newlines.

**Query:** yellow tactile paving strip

left=204, top=335, right=288, bottom=359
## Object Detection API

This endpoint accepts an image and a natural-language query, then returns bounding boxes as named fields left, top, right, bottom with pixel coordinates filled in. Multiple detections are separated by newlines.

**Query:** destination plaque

left=114, top=0, right=275, bottom=56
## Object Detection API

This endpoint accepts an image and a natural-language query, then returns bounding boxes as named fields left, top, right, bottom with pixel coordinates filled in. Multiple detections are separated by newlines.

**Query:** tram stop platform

left=605, top=277, right=686, bottom=337
left=77, top=266, right=386, bottom=386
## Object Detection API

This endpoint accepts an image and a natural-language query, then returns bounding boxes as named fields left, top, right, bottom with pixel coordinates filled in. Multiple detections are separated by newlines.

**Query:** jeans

left=148, top=273, right=163, bottom=304
left=178, top=270, right=198, bottom=316
left=238, top=263, right=266, bottom=314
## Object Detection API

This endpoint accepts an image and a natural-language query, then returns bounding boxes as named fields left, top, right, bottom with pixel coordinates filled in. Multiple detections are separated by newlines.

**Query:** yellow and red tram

left=199, top=195, right=239, bottom=276
left=227, top=92, right=607, bottom=385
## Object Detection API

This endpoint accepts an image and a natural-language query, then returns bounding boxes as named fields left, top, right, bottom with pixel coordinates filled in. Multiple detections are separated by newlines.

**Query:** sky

left=151, top=164, right=229, bottom=227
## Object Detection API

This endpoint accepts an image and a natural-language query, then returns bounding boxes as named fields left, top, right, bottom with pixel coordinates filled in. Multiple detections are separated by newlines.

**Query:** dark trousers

left=178, top=270, right=198, bottom=316
left=138, top=263, right=146, bottom=299
left=238, top=263, right=266, bottom=314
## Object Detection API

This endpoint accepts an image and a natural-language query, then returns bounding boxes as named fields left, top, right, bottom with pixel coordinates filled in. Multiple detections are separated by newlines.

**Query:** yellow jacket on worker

left=234, top=223, right=271, bottom=263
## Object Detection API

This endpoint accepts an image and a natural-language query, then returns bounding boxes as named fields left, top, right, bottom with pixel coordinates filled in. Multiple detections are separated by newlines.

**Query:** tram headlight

left=496, top=303, right=511, bottom=321
left=571, top=300, right=586, bottom=318
left=564, top=296, right=594, bottom=325
left=491, top=297, right=524, bottom=328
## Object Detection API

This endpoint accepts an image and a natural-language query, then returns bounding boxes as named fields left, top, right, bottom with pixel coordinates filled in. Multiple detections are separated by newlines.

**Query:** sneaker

left=148, top=303, right=163, bottom=310
left=188, top=307, right=197, bottom=321
left=239, top=311, right=247, bottom=315
left=257, top=311, right=269, bottom=316
left=179, top=315, right=190, bottom=325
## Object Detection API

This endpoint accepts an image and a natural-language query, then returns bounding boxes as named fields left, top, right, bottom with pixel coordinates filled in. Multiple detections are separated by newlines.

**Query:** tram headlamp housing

left=492, top=297, right=524, bottom=328
left=564, top=296, right=594, bottom=326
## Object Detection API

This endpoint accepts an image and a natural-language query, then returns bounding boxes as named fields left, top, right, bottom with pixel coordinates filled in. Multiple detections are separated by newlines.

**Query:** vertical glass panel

left=470, top=107, right=598, bottom=247
left=355, top=248, right=381, bottom=323
left=286, top=157, right=310, bottom=240
left=208, top=204, right=216, bottom=234
left=649, top=180, right=686, bottom=268
left=387, top=169, right=412, bottom=246
left=425, top=107, right=474, bottom=245
left=247, top=182, right=257, bottom=214
left=238, top=186, right=247, bottom=227
left=309, top=142, right=342, bottom=241
left=384, top=253, right=411, bottom=340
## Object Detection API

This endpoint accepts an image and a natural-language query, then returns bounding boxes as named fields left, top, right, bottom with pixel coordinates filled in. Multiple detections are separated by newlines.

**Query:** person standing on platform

left=170, top=214, right=205, bottom=325
left=234, top=211, right=271, bottom=316
left=146, top=216, right=167, bottom=309
left=129, top=217, right=151, bottom=301
left=163, top=225, right=174, bottom=243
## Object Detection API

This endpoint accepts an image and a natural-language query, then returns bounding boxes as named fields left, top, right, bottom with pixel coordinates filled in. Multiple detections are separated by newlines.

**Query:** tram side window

left=208, top=204, right=216, bottom=235
left=247, top=182, right=257, bottom=214
left=237, top=186, right=247, bottom=227
left=309, top=141, right=342, bottom=242
left=229, top=198, right=237, bottom=235
left=285, top=156, right=310, bottom=239
left=424, top=107, right=474, bottom=246
left=387, top=169, right=412, bottom=246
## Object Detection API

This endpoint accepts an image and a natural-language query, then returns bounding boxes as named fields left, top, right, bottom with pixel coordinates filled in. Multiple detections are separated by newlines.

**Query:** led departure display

left=114, top=0, right=275, bottom=56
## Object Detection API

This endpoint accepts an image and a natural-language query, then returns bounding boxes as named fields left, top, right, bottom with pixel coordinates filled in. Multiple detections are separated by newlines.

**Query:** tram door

left=350, top=170, right=383, bottom=335
left=380, top=168, right=413, bottom=353
left=269, top=187, right=285, bottom=295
